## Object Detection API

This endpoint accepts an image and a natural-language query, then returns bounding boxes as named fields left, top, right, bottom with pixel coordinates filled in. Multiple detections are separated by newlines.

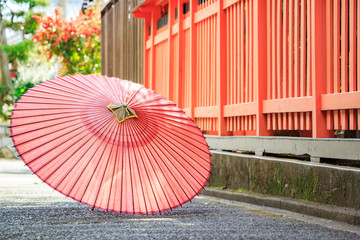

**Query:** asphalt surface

left=1, top=159, right=360, bottom=240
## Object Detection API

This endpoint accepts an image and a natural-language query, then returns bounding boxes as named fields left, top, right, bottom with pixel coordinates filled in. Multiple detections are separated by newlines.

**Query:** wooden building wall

left=101, top=0, right=144, bottom=84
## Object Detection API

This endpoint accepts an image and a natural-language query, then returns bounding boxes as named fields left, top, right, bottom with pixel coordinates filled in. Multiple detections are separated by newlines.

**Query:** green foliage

left=0, top=39, right=34, bottom=63
left=12, top=0, right=49, bottom=7
left=24, top=11, right=40, bottom=35
left=0, top=0, right=50, bottom=121
left=12, top=80, right=35, bottom=102
left=33, top=7, right=101, bottom=75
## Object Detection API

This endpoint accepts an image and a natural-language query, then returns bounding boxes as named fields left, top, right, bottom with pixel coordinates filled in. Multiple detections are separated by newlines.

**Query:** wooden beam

left=263, top=97, right=313, bottom=113
left=311, top=0, right=333, bottom=137
left=322, top=92, right=360, bottom=110
left=216, top=0, right=228, bottom=135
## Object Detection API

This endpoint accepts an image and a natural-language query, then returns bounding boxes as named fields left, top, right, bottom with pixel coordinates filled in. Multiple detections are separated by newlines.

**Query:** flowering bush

left=33, top=8, right=101, bottom=75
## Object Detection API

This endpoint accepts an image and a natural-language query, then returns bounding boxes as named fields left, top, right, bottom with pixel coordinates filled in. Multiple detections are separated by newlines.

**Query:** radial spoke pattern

left=10, top=75, right=211, bottom=214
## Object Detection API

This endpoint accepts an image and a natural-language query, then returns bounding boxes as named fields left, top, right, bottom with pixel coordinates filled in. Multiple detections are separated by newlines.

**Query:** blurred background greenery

left=0, top=0, right=103, bottom=121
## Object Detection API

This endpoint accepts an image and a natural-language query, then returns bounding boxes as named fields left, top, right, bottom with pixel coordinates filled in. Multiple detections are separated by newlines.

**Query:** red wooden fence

left=133, top=0, right=360, bottom=138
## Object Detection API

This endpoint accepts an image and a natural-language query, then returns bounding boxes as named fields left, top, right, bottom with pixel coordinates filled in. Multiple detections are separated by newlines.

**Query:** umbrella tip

left=91, top=206, right=95, bottom=211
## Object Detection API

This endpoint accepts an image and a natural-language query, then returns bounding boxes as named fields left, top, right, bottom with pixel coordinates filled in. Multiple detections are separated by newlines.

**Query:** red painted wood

left=349, top=0, right=356, bottom=130
left=190, top=0, right=197, bottom=119
left=254, top=0, right=270, bottom=136
left=333, top=0, right=340, bottom=130
left=326, top=0, right=333, bottom=130
left=217, top=0, right=228, bottom=135
left=134, top=0, right=360, bottom=137
left=311, top=0, right=333, bottom=138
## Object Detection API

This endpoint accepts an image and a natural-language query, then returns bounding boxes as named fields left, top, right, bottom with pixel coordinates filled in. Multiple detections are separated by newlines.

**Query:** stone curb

left=201, top=188, right=360, bottom=226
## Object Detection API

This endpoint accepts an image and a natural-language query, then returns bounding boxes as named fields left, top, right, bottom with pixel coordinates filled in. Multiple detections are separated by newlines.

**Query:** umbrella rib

left=129, top=121, right=187, bottom=207
left=147, top=130, right=207, bottom=191
left=25, top=89, right=103, bottom=104
left=48, top=77, right=109, bottom=102
left=27, top=114, right=113, bottom=171
left=79, top=120, right=119, bottom=203
left=11, top=109, right=106, bottom=138
left=13, top=107, right=102, bottom=111
left=21, top=94, right=104, bottom=106
left=11, top=112, right=82, bottom=128
left=90, top=75, right=119, bottom=98
left=102, top=75, right=124, bottom=103
left=115, top=76, right=125, bottom=103
left=30, top=116, right=114, bottom=186
left=30, top=88, right=93, bottom=102
left=152, top=123, right=211, bottom=158
left=125, top=123, right=149, bottom=214
left=120, top=123, right=125, bottom=213
left=129, top=95, right=163, bottom=108
left=61, top=75, right=114, bottom=102
left=91, top=118, right=122, bottom=210
left=105, top=122, right=122, bottom=212
left=13, top=114, right=101, bottom=147
left=15, top=101, right=106, bottom=107
left=122, top=125, right=161, bottom=214
left=74, top=75, right=120, bottom=104
left=153, top=126, right=211, bottom=175
left=53, top=115, right=115, bottom=194
left=124, top=80, right=133, bottom=103
left=10, top=110, right=93, bottom=119
left=127, top=126, right=169, bottom=213
left=128, top=121, right=184, bottom=209
left=142, top=112, right=202, bottom=129
left=140, top=114, right=210, bottom=154
left=40, top=82, right=110, bottom=104
left=11, top=109, right=105, bottom=138
left=124, top=122, right=136, bottom=214
left=131, top=120, right=201, bottom=197
left=141, top=112, right=201, bottom=125
left=126, top=85, right=144, bottom=105
left=137, top=118, right=210, bottom=182
left=142, top=114, right=207, bottom=141
left=134, top=103, right=177, bottom=109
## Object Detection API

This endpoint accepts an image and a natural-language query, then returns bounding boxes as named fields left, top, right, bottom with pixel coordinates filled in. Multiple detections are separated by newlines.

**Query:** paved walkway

left=1, top=159, right=360, bottom=240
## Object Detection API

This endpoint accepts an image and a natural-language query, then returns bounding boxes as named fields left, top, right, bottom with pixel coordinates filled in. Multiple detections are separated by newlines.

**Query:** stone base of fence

left=208, top=150, right=360, bottom=210
left=206, top=135, right=360, bottom=162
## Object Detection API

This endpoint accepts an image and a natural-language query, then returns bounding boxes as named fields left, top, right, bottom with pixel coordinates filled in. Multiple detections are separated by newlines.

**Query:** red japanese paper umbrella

left=10, top=75, right=211, bottom=214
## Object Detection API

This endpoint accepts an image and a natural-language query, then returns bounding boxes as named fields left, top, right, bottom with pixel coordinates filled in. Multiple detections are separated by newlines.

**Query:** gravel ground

left=1, top=159, right=360, bottom=240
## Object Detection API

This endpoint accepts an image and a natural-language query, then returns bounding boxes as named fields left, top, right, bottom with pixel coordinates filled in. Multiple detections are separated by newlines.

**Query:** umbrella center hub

left=107, top=103, right=138, bottom=123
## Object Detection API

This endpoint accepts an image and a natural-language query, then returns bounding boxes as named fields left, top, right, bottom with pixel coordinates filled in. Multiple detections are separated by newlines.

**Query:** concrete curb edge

left=201, top=188, right=360, bottom=226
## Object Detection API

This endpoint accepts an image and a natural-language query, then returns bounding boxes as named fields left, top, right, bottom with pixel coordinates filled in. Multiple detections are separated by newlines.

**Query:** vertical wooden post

left=177, top=0, right=184, bottom=108
left=168, top=0, right=174, bottom=101
left=144, top=17, right=150, bottom=88
left=101, top=10, right=107, bottom=75
left=325, top=0, right=333, bottom=130
left=216, top=0, right=228, bottom=135
left=112, top=3, right=117, bottom=78
left=254, top=0, right=270, bottom=136
left=311, top=0, right=333, bottom=138
left=189, top=0, right=197, bottom=119
left=150, top=10, right=157, bottom=90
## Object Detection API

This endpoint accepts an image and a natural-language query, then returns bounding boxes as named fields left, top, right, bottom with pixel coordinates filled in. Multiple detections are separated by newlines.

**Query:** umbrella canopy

left=10, top=75, right=211, bottom=214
